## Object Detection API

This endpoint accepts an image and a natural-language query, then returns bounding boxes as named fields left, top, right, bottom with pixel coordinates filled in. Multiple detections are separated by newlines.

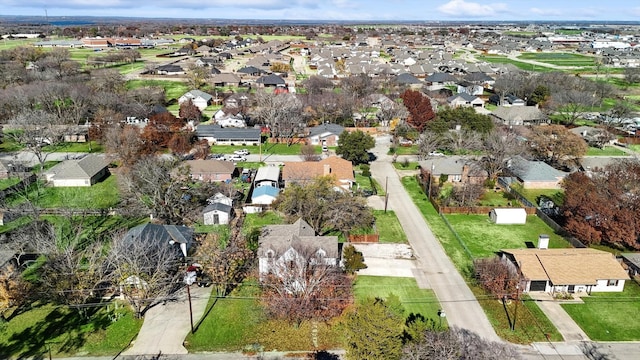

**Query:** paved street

left=368, top=135, right=500, bottom=342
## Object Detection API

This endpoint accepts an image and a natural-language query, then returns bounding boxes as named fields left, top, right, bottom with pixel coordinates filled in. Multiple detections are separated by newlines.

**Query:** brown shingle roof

left=185, top=159, right=235, bottom=174
left=282, top=156, right=354, bottom=186
left=503, top=248, right=629, bottom=285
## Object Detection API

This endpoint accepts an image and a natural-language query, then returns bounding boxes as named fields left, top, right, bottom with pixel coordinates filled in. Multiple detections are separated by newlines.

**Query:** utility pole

left=511, top=284, right=520, bottom=331
left=384, top=176, right=389, bottom=213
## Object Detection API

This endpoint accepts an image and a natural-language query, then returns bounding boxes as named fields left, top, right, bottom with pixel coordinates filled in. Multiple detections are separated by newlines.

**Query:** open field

left=562, top=280, right=640, bottom=341
left=476, top=55, right=555, bottom=72
left=518, top=188, right=565, bottom=206
left=0, top=302, right=142, bottom=358
left=518, top=52, right=596, bottom=67
left=444, top=214, right=571, bottom=258
left=354, top=276, right=442, bottom=320
left=126, top=79, right=189, bottom=102
left=586, top=146, right=628, bottom=156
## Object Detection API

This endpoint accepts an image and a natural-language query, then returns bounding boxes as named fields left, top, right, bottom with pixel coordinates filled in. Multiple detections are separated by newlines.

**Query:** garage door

left=530, top=281, right=547, bottom=292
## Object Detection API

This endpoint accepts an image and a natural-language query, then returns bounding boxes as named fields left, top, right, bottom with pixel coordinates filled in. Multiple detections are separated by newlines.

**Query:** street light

left=184, top=266, right=198, bottom=334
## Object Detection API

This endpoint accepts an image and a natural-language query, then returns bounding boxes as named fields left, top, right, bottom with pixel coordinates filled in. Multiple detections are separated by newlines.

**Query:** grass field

left=518, top=52, right=596, bottom=67
left=477, top=190, right=515, bottom=207
left=444, top=214, right=571, bottom=258
left=0, top=38, right=38, bottom=50
left=353, top=276, right=443, bottom=321
left=184, top=282, right=264, bottom=352
left=518, top=188, right=565, bottom=206
left=476, top=55, right=555, bottom=72
left=126, top=79, right=189, bottom=102
left=390, top=145, right=418, bottom=155
left=393, top=160, right=420, bottom=170
left=562, top=281, right=640, bottom=341
left=373, top=210, right=408, bottom=244
left=9, top=175, right=121, bottom=209
left=587, top=146, right=628, bottom=156
left=43, top=141, right=104, bottom=153
left=0, top=302, right=142, bottom=358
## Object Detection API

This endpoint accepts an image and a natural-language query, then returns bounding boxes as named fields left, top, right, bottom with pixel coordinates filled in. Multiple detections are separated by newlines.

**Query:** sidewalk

left=122, top=285, right=212, bottom=356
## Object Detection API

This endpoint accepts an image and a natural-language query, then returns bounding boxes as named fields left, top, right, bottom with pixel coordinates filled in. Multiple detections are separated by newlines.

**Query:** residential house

left=207, top=192, right=234, bottom=207
left=256, top=74, right=286, bottom=88
left=179, top=90, right=213, bottom=111
left=506, top=157, right=568, bottom=189
left=491, top=106, right=548, bottom=126
left=501, top=248, right=629, bottom=294
left=156, top=64, right=185, bottom=75
left=620, top=253, right=640, bottom=278
left=282, top=156, right=355, bottom=191
left=257, top=218, right=339, bottom=278
left=210, top=73, right=241, bottom=87
left=419, top=156, right=487, bottom=184
left=394, top=73, right=423, bottom=88
left=307, top=123, right=345, bottom=146
left=196, top=124, right=261, bottom=145
left=424, top=72, right=458, bottom=91
left=185, top=159, right=237, bottom=182
left=254, top=166, right=280, bottom=188
left=447, top=93, right=485, bottom=108
left=456, top=81, right=484, bottom=96
left=203, top=202, right=233, bottom=225
left=44, top=154, right=110, bottom=187
left=123, top=223, right=193, bottom=258
left=251, top=185, right=280, bottom=205
left=569, top=126, right=614, bottom=148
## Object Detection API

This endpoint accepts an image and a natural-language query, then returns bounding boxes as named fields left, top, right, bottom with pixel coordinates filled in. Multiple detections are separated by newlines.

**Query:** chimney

left=538, top=234, right=549, bottom=249
left=323, top=164, right=332, bottom=176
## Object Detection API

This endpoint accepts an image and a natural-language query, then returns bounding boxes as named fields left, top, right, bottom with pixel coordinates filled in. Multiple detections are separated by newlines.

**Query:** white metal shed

left=489, top=208, right=527, bottom=225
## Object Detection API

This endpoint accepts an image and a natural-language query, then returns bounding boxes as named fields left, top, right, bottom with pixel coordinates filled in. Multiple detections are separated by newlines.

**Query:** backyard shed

left=489, top=208, right=527, bottom=225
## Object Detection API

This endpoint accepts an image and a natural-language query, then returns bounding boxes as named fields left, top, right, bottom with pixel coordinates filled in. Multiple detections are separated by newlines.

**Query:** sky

left=1, top=0, right=639, bottom=22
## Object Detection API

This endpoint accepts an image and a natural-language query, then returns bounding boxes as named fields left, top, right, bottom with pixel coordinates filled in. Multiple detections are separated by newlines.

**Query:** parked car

left=428, top=151, right=445, bottom=157
left=322, top=145, right=328, bottom=152
left=399, top=138, right=413, bottom=146
left=227, top=154, right=247, bottom=162
left=234, top=149, right=250, bottom=155
left=210, top=153, right=224, bottom=160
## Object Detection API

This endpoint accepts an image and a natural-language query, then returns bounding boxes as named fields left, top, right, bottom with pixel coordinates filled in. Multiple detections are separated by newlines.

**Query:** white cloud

left=529, top=8, right=562, bottom=16
left=437, top=0, right=508, bottom=17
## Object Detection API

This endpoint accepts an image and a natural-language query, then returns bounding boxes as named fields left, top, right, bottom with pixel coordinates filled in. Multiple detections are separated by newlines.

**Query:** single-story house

left=307, top=123, right=345, bottom=146
left=256, top=74, right=286, bottom=88
left=619, top=253, right=640, bottom=277
left=425, top=72, right=458, bottom=91
left=394, top=73, right=423, bottom=88
left=251, top=185, right=280, bottom=205
left=185, top=159, right=237, bottom=182
left=419, top=156, right=488, bottom=184
left=156, top=64, right=185, bottom=75
left=44, top=154, right=110, bottom=187
left=210, top=73, right=241, bottom=87
left=282, top=156, right=355, bottom=191
left=507, top=156, right=568, bottom=189
left=179, top=90, right=213, bottom=111
left=501, top=248, right=629, bottom=294
left=123, top=223, right=194, bottom=257
left=489, top=208, right=527, bottom=224
left=196, top=124, right=261, bottom=145
left=447, top=93, right=485, bottom=108
left=258, top=218, right=338, bottom=278
left=490, top=106, right=547, bottom=126
left=254, top=165, right=280, bottom=188
left=203, top=202, right=233, bottom=225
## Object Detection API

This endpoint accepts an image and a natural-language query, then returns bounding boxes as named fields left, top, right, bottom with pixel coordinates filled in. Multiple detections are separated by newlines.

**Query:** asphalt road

left=369, top=135, right=501, bottom=342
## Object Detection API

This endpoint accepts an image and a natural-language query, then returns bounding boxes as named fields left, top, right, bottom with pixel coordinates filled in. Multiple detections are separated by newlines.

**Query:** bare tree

left=261, top=244, right=353, bottom=325
left=443, top=130, right=482, bottom=154
left=300, top=143, right=320, bottom=161
left=479, top=128, right=524, bottom=179
left=103, top=125, right=145, bottom=167
left=186, top=63, right=210, bottom=89
left=107, top=230, right=183, bottom=318
left=252, top=91, right=304, bottom=146
left=402, top=326, right=521, bottom=360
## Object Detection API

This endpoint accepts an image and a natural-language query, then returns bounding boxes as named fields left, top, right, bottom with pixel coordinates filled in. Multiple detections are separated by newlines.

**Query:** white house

left=251, top=185, right=280, bottom=205
left=258, top=218, right=339, bottom=281
left=489, top=208, right=527, bottom=225
left=179, top=90, right=213, bottom=111
left=501, top=248, right=629, bottom=294
left=44, top=154, right=110, bottom=187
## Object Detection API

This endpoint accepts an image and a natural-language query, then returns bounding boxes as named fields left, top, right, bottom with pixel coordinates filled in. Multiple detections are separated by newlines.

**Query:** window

left=607, top=280, right=618, bottom=287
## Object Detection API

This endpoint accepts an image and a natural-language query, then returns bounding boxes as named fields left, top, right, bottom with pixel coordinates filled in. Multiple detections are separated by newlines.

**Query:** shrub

left=360, top=165, right=371, bottom=177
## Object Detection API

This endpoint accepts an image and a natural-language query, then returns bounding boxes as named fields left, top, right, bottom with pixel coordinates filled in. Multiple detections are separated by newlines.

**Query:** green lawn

left=242, top=211, right=284, bottom=236
left=444, top=214, right=571, bottom=259
left=518, top=52, right=595, bottom=67
left=477, top=190, right=516, bottom=207
left=586, top=146, right=627, bottom=156
left=184, top=282, right=264, bottom=351
left=126, top=79, right=190, bottom=102
left=353, top=276, right=443, bottom=321
left=10, top=175, right=121, bottom=209
left=519, top=188, right=565, bottom=206
left=0, top=302, right=142, bottom=358
left=389, top=145, right=418, bottom=155
left=372, top=210, right=408, bottom=244
left=562, top=281, right=640, bottom=341
left=393, top=161, right=420, bottom=170
left=43, top=141, right=104, bottom=153
left=630, top=144, right=640, bottom=153
left=475, top=55, right=555, bottom=72
left=0, top=177, right=21, bottom=190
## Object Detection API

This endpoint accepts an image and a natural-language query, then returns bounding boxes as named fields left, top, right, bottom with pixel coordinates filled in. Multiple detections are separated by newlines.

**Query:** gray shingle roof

left=46, top=154, right=109, bottom=180
left=258, top=218, right=338, bottom=258
left=203, top=202, right=232, bottom=214
left=196, top=124, right=261, bottom=141
left=308, top=123, right=345, bottom=137
left=124, top=223, right=193, bottom=246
